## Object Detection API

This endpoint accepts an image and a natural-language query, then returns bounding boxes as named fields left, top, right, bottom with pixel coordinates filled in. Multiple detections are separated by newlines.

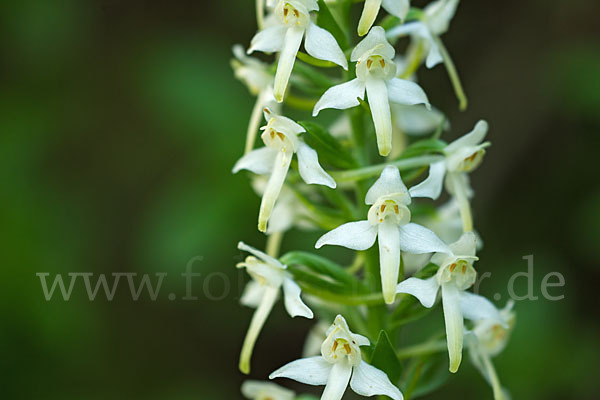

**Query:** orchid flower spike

left=316, top=166, right=449, bottom=304
left=409, top=120, right=490, bottom=232
left=396, top=232, right=504, bottom=372
left=387, top=0, right=459, bottom=69
left=358, top=0, right=410, bottom=36
left=233, top=108, right=336, bottom=233
left=270, top=315, right=403, bottom=400
left=248, top=0, right=348, bottom=103
left=465, top=301, right=515, bottom=400
left=242, top=380, right=295, bottom=400
left=231, top=45, right=280, bottom=154
left=313, top=27, right=429, bottom=156
left=237, top=242, right=313, bottom=374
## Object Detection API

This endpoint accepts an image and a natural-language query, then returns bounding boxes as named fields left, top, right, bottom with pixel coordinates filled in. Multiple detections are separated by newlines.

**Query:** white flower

left=242, top=380, right=295, bottom=400
left=396, top=232, right=504, bottom=372
left=392, top=103, right=447, bottom=136
left=232, top=45, right=281, bottom=154
left=358, top=0, right=410, bottom=36
left=237, top=241, right=314, bottom=374
left=270, top=315, right=403, bottom=400
left=387, top=0, right=459, bottom=68
left=466, top=301, right=515, bottom=400
left=248, top=0, right=348, bottom=102
left=233, top=108, right=336, bottom=232
left=408, top=120, right=489, bottom=232
left=316, top=165, right=449, bottom=304
left=313, top=27, right=429, bottom=156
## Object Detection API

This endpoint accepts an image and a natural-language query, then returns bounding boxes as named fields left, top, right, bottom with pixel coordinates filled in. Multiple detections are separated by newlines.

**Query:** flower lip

left=436, top=257, right=477, bottom=290
left=356, top=54, right=397, bottom=81
left=367, top=197, right=411, bottom=226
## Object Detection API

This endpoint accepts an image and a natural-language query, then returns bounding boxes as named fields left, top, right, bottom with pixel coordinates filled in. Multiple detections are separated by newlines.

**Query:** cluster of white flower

left=231, top=1, right=515, bottom=399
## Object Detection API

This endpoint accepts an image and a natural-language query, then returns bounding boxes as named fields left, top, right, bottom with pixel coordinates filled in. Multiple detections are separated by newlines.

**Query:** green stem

left=433, top=35, right=468, bottom=111
left=330, top=155, right=443, bottom=182
left=299, top=284, right=385, bottom=305
left=396, top=340, right=447, bottom=360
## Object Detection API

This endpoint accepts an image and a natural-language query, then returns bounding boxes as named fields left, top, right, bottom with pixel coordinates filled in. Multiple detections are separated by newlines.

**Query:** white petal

left=378, top=220, right=401, bottom=304
left=258, top=150, right=293, bottom=232
left=282, top=277, right=314, bottom=319
left=398, top=223, right=451, bottom=254
left=241, top=380, right=295, bottom=400
left=445, top=120, right=489, bottom=153
left=425, top=39, right=443, bottom=69
left=408, top=161, right=446, bottom=200
left=365, top=165, right=409, bottom=204
left=249, top=25, right=288, bottom=54
left=449, top=231, right=478, bottom=257
left=385, top=21, right=424, bottom=41
left=442, top=283, right=464, bottom=373
left=351, top=26, right=395, bottom=61
left=269, top=356, right=332, bottom=385
left=239, top=286, right=279, bottom=374
left=305, top=23, right=348, bottom=69
left=366, top=77, right=393, bottom=156
left=322, top=362, right=352, bottom=400
left=274, top=26, right=305, bottom=102
left=392, top=104, right=447, bottom=136
left=382, top=0, right=409, bottom=20
left=350, top=361, right=403, bottom=400
left=315, top=220, right=378, bottom=250
left=233, top=147, right=278, bottom=175
left=238, top=241, right=286, bottom=269
left=396, top=276, right=440, bottom=308
left=351, top=333, right=370, bottom=347
left=313, top=78, right=366, bottom=116
left=386, top=78, right=430, bottom=107
left=297, top=142, right=336, bottom=188
left=266, top=195, right=296, bottom=234
left=459, top=292, right=506, bottom=327
left=357, top=0, right=382, bottom=36
left=240, top=280, right=266, bottom=308
left=425, top=0, right=459, bottom=35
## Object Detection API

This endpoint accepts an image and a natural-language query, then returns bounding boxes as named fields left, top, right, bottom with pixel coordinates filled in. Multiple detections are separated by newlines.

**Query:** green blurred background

left=1, top=0, right=599, bottom=398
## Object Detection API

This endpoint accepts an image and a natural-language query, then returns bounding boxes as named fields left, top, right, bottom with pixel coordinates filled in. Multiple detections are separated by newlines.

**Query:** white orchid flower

left=313, top=27, right=429, bottom=157
left=387, top=0, right=459, bottom=69
left=358, top=0, right=410, bottom=36
left=466, top=301, right=515, bottom=400
left=242, top=380, right=295, bottom=400
left=316, top=165, right=449, bottom=304
left=270, top=315, right=403, bottom=400
left=237, top=241, right=313, bottom=374
left=232, top=45, right=281, bottom=154
left=248, top=0, right=348, bottom=103
left=233, top=108, right=336, bottom=232
left=408, top=120, right=490, bottom=232
left=396, top=232, right=504, bottom=372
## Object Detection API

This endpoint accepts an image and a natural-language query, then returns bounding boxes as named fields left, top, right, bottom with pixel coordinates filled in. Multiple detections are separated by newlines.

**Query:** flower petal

left=398, top=223, right=451, bottom=254
left=386, top=78, right=430, bottom=107
left=238, top=241, right=286, bottom=269
left=248, top=25, right=288, bottom=54
left=396, top=276, right=440, bottom=308
left=322, top=362, right=353, bottom=400
left=382, top=0, right=409, bottom=20
left=378, top=220, right=401, bottom=304
left=449, top=231, right=478, bottom=257
left=297, top=142, right=336, bottom=188
left=365, top=165, right=409, bottom=204
left=232, top=147, right=278, bottom=175
left=258, top=150, right=293, bottom=232
left=425, top=0, right=459, bottom=35
left=315, top=220, right=378, bottom=251
left=240, top=280, right=266, bottom=308
left=459, top=292, right=506, bottom=327
left=313, top=78, right=366, bottom=116
left=351, top=333, right=371, bottom=347
left=366, top=77, right=393, bottom=156
left=350, top=361, right=403, bottom=400
left=385, top=21, right=424, bottom=40
left=305, top=22, right=348, bottom=69
left=351, top=26, right=395, bottom=61
left=442, top=283, right=464, bottom=373
left=269, top=356, right=332, bottom=385
left=408, top=160, right=446, bottom=200
left=357, top=0, right=382, bottom=36
left=445, top=120, right=489, bottom=153
left=241, top=380, right=295, bottom=400
left=274, top=26, right=305, bottom=102
left=282, top=277, right=314, bottom=319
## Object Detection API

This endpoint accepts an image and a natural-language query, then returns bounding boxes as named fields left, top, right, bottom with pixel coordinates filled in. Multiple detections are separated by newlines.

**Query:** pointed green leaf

left=370, top=330, right=403, bottom=383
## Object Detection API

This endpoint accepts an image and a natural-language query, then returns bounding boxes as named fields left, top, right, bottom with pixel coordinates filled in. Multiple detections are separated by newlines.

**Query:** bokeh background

left=2, top=0, right=599, bottom=398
